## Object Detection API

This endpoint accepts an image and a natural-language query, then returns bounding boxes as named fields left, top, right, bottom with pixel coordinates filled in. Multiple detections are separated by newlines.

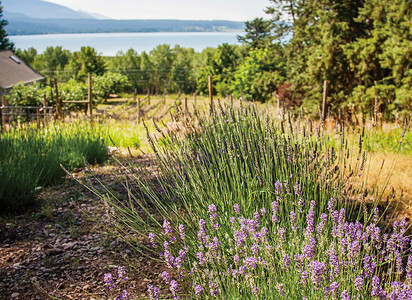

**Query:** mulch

left=0, top=157, right=164, bottom=300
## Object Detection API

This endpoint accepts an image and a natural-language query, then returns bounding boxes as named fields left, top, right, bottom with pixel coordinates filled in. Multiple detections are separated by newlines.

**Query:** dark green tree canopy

left=0, top=1, right=14, bottom=50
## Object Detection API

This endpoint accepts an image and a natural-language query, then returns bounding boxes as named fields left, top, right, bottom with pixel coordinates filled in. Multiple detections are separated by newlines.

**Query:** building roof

left=0, top=50, right=45, bottom=90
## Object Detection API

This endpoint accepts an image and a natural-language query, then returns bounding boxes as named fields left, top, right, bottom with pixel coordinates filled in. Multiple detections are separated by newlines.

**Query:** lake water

left=10, top=32, right=244, bottom=56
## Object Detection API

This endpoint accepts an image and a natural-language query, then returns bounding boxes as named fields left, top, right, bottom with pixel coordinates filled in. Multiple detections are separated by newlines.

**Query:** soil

left=0, top=156, right=164, bottom=300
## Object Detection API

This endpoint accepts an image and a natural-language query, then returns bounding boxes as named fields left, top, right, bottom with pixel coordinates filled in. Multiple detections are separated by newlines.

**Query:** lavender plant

left=145, top=200, right=412, bottom=299
left=95, top=102, right=409, bottom=298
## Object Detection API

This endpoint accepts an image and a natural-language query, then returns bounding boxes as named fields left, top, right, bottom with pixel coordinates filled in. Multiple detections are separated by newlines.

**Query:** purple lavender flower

left=275, top=283, right=284, bottom=296
left=208, top=203, right=217, bottom=214
left=294, top=182, right=302, bottom=195
left=148, top=232, right=157, bottom=248
left=104, top=273, right=115, bottom=290
left=234, top=203, right=240, bottom=214
left=197, top=219, right=207, bottom=243
left=341, top=290, right=349, bottom=300
left=354, top=276, right=363, bottom=291
left=170, top=280, right=179, bottom=300
left=251, top=285, right=260, bottom=297
left=272, top=200, right=279, bottom=223
left=327, top=197, right=335, bottom=212
left=234, top=254, right=240, bottom=264
left=197, top=252, right=207, bottom=265
left=161, top=271, right=170, bottom=284
left=329, top=281, right=339, bottom=298
left=406, top=255, right=412, bottom=279
left=309, top=261, right=327, bottom=289
left=363, top=255, right=376, bottom=278
left=303, top=237, right=316, bottom=260
left=209, top=281, right=219, bottom=297
left=117, top=266, right=128, bottom=281
left=148, top=284, right=160, bottom=300
left=260, top=207, right=267, bottom=216
left=178, top=224, right=185, bottom=240
left=371, top=276, right=386, bottom=299
left=289, top=211, right=297, bottom=232
left=316, top=213, right=328, bottom=235
left=117, top=290, right=129, bottom=300
left=282, top=254, right=291, bottom=271
left=163, top=219, right=173, bottom=235
left=274, top=181, right=283, bottom=194
left=194, top=284, right=203, bottom=297
left=251, top=243, right=259, bottom=255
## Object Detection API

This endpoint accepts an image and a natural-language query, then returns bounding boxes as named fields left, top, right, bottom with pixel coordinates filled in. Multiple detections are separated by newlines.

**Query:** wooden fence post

left=137, top=97, right=141, bottom=124
left=208, top=75, right=213, bottom=106
left=322, top=80, right=328, bottom=122
left=184, top=97, right=188, bottom=119
left=88, top=73, right=93, bottom=122
left=155, top=67, right=159, bottom=96
left=193, top=92, right=197, bottom=108
left=230, top=95, right=234, bottom=107
left=43, top=94, right=48, bottom=126
left=1, top=95, right=6, bottom=132
left=54, top=78, right=62, bottom=119
left=36, top=108, right=40, bottom=129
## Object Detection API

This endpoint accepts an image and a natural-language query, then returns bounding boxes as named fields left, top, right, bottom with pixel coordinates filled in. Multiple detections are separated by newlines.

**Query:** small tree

left=0, top=1, right=14, bottom=50
left=94, top=72, right=130, bottom=103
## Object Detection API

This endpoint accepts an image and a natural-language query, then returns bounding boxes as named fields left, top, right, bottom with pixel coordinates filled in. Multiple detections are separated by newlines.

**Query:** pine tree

left=0, top=1, right=14, bottom=50
left=237, top=18, right=274, bottom=49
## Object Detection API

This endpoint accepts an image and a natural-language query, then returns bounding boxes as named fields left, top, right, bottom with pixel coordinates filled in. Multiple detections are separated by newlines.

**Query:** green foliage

left=93, top=72, right=130, bottom=103
left=237, top=18, right=273, bottom=49
left=8, top=82, right=51, bottom=106
left=0, top=1, right=14, bottom=50
left=233, top=47, right=285, bottom=101
left=264, top=0, right=411, bottom=116
left=0, top=123, right=108, bottom=210
left=108, top=48, right=141, bottom=90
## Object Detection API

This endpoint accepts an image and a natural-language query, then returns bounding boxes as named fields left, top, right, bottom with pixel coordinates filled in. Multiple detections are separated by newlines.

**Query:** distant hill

left=2, top=0, right=97, bottom=19
left=5, top=18, right=245, bottom=36
left=1, top=0, right=244, bottom=35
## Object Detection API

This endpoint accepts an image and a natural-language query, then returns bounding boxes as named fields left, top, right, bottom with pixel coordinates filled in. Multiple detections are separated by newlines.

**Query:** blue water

left=10, top=32, right=243, bottom=56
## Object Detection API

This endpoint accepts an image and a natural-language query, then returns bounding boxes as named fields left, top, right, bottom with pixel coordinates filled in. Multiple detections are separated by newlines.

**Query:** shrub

left=96, top=103, right=403, bottom=299
left=0, top=122, right=108, bottom=210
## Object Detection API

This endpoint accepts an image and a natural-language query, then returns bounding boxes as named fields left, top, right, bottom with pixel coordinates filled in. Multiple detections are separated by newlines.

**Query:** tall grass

left=94, top=102, right=410, bottom=298
left=0, top=122, right=108, bottom=210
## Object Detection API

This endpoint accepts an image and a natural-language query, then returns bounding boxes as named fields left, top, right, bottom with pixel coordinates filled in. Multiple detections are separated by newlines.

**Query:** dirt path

left=0, top=158, right=162, bottom=300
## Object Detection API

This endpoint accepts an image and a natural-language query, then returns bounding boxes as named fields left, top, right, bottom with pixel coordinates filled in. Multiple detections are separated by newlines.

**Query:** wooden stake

left=155, top=67, right=159, bottom=96
left=322, top=80, right=328, bottom=121
left=230, top=95, right=234, bottom=107
left=208, top=75, right=213, bottom=106
left=54, top=78, right=62, bottom=119
left=88, top=74, right=93, bottom=122
left=184, top=97, right=188, bottom=118
left=1, top=95, right=6, bottom=132
left=137, top=97, right=141, bottom=124
left=193, top=92, right=197, bottom=108
left=36, top=108, right=40, bottom=129
left=43, top=94, right=48, bottom=126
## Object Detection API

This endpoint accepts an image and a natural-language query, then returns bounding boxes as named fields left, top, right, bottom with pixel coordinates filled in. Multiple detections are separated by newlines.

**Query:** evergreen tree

left=237, top=18, right=273, bottom=49
left=0, top=1, right=14, bottom=50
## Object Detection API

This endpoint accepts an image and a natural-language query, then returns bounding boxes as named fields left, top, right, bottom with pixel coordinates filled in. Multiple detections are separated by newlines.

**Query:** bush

left=0, top=123, right=108, bottom=210
left=94, top=72, right=130, bottom=103
left=96, top=104, right=403, bottom=298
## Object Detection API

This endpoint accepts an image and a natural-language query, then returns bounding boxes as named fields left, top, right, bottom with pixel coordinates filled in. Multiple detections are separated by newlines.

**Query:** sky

left=45, top=0, right=271, bottom=21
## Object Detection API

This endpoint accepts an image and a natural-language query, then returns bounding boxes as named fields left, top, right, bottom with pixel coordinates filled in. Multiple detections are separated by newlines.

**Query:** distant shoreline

left=6, top=18, right=245, bottom=36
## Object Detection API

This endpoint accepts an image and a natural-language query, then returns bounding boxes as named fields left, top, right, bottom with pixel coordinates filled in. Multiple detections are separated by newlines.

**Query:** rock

left=11, top=293, right=20, bottom=299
